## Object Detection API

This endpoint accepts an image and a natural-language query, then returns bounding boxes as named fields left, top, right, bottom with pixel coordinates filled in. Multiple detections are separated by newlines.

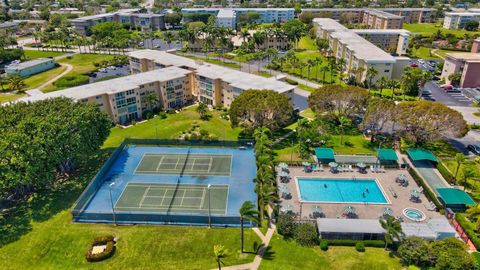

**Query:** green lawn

left=404, top=23, right=480, bottom=37
left=23, top=50, right=65, bottom=60
left=297, top=83, right=319, bottom=92
left=298, top=36, right=318, bottom=51
left=104, top=106, right=242, bottom=148
left=0, top=92, right=25, bottom=103
left=42, top=54, right=115, bottom=92
left=411, top=47, right=460, bottom=60
left=300, top=108, right=315, bottom=119
left=24, top=65, right=67, bottom=90
left=370, top=88, right=417, bottom=101
left=260, top=234, right=402, bottom=270
left=185, top=55, right=241, bottom=69
left=327, top=135, right=377, bottom=155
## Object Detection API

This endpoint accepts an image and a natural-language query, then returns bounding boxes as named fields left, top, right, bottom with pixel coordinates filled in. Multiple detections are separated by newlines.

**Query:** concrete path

left=37, top=63, right=73, bottom=90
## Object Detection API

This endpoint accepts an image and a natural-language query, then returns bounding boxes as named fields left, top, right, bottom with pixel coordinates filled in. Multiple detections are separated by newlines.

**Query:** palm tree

left=306, top=59, right=315, bottom=83
left=466, top=205, right=480, bottom=230
left=366, top=67, right=378, bottom=92
left=8, top=75, right=26, bottom=93
left=454, top=153, right=466, bottom=180
left=218, top=36, right=231, bottom=63
left=143, top=93, right=159, bottom=111
left=256, top=182, right=277, bottom=222
left=163, top=31, right=175, bottom=49
left=338, top=116, right=350, bottom=145
left=239, top=201, right=259, bottom=253
left=377, top=76, right=388, bottom=97
left=355, top=67, right=365, bottom=85
left=314, top=57, right=322, bottom=82
left=196, top=102, right=209, bottom=120
left=389, top=79, right=401, bottom=98
left=240, top=30, right=250, bottom=44
left=320, top=66, right=329, bottom=83
left=462, top=167, right=475, bottom=191
left=213, top=245, right=228, bottom=270
left=379, top=216, right=403, bottom=250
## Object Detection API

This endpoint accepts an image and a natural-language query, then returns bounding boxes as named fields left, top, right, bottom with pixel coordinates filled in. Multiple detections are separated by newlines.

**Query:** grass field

left=185, top=55, right=241, bottom=69
left=0, top=92, right=25, bottom=103
left=259, top=234, right=402, bottom=270
left=404, top=23, right=480, bottom=37
left=23, top=50, right=65, bottom=60
left=23, top=65, right=67, bottom=90
left=42, top=54, right=115, bottom=92
left=103, top=106, right=242, bottom=148
left=411, top=47, right=460, bottom=60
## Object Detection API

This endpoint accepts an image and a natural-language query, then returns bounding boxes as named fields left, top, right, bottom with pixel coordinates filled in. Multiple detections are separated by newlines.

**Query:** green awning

left=406, top=148, right=438, bottom=162
left=437, top=188, right=475, bottom=206
left=377, top=148, right=398, bottom=161
left=314, top=148, right=335, bottom=160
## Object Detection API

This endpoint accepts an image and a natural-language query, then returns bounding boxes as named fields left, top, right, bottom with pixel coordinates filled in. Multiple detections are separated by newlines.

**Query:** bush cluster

left=54, top=75, right=89, bottom=88
left=320, top=240, right=329, bottom=251
left=326, top=239, right=385, bottom=247
left=285, top=78, right=298, bottom=85
left=455, top=214, right=480, bottom=249
left=355, top=242, right=365, bottom=252
left=85, top=235, right=116, bottom=262
left=277, top=213, right=296, bottom=238
left=277, top=213, right=318, bottom=246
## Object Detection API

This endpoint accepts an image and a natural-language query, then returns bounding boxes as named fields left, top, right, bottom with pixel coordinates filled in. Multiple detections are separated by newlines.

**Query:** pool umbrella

left=398, top=174, right=407, bottom=181
left=302, top=162, right=311, bottom=167
left=278, top=171, right=289, bottom=178
left=382, top=207, right=393, bottom=216
left=410, top=189, right=419, bottom=198
left=356, top=162, right=366, bottom=169
left=279, top=163, right=288, bottom=170
left=328, top=162, right=338, bottom=168
left=283, top=204, right=293, bottom=212
left=343, top=205, right=356, bottom=214
left=311, top=205, right=322, bottom=213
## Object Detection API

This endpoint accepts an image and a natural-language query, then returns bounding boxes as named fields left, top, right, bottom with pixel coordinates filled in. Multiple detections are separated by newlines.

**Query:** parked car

left=468, top=144, right=480, bottom=155
left=421, top=90, right=432, bottom=96
left=421, top=96, right=436, bottom=101
left=441, top=84, right=453, bottom=90
left=445, top=87, right=461, bottom=93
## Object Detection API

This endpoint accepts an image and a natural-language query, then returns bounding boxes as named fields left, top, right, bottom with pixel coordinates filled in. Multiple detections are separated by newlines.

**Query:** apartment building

left=302, top=8, right=436, bottom=24
left=443, top=12, right=480, bottom=29
left=441, top=39, right=480, bottom=88
left=362, top=9, right=403, bottom=29
left=231, top=30, right=290, bottom=51
left=129, top=50, right=295, bottom=108
left=352, top=29, right=410, bottom=55
left=5, top=58, right=56, bottom=77
left=180, top=8, right=294, bottom=28
left=18, top=67, right=194, bottom=124
left=313, top=18, right=409, bottom=83
left=71, top=9, right=165, bottom=35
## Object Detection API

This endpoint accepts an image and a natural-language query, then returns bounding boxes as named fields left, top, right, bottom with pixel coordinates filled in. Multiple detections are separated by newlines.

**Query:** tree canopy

left=0, top=98, right=111, bottom=199
left=396, top=100, right=467, bottom=145
left=229, top=89, right=293, bottom=132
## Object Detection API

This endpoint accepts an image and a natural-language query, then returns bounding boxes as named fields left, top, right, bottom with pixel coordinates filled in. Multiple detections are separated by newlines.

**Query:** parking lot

left=424, top=81, right=473, bottom=106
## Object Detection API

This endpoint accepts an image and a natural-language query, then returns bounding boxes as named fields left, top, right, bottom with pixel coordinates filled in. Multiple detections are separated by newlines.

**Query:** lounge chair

left=380, top=166, right=385, bottom=173
left=319, top=164, right=324, bottom=172
left=370, top=165, right=375, bottom=173
left=348, top=165, right=353, bottom=172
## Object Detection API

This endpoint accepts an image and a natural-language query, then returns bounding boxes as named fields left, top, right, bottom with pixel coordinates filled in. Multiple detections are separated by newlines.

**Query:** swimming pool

left=296, top=178, right=389, bottom=204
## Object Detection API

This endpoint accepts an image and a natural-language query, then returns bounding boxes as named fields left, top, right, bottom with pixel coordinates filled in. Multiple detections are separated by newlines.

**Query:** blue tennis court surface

left=72, top=145, right=257, bottom=227
left=297, top=178, right=389, bottom=204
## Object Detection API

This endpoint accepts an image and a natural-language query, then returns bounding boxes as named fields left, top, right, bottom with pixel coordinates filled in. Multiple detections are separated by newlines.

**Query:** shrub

left=436, top=162, right=455, bottom=184
left=85, top=235, right=116, bottom=262
left=355, top=241, right=365, bottom=252
left=320, top=240, right=329, bottom=251
left=158, top=112, right=167, bottom=119
left=285, top=78, right=298, bottom=85
left=327, top=239, right=385, bottom=247
left=277, top=213, right=296, bottom=238
left=54, top=75, right=89, bottom=88
left=293, top=223, right=318, bottom=246
left=456, top=214, right=480, bottom=249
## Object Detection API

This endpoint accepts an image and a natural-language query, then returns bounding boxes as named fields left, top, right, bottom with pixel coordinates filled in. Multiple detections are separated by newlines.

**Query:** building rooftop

left=217, top=9, right=235, bottom=18
left=445, top=52, right=480, bottom=62
left=352, top=29, right=411, bottom=35
left=71, top=13, right=114, bottom=22
left=6, top=58, right=54, bottom=70
left=444, top=12, right=480, bottom=16
left=401, top=222, right=437, bottom=240
left=128, top=50, right=296, bottom=94
left=18, top=67, right=192, bottom=102
left=379, top=8, right=437, bottom=11
left=316, top=218, right=386, bottom=234
left=365, top=9, right=403, bottom=19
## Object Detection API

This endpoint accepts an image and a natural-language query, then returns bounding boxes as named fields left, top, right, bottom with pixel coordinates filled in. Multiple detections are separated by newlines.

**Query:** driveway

left=425, top=81, right=472, bottom=106
left=449, top=130, right=480, bottom=155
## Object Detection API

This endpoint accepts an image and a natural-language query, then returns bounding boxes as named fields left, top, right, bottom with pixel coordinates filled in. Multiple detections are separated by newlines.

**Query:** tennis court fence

left=71, top=138, right=253, bottom=221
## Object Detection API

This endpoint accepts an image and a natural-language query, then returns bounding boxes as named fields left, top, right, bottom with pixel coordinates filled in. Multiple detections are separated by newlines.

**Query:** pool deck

left=278, top=166, right=443, bottom=223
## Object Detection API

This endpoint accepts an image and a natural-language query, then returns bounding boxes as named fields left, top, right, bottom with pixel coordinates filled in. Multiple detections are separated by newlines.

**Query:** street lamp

left=207, top=184, right=212, bottom=228
left=290, top=129, right=296, bottom=162
left=109, top=182, right=117, bottom=226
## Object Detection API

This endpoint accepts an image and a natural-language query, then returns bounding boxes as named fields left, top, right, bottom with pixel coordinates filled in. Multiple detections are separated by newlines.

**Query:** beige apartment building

left=441, top=39, right=480, bottom=88
left=352, top=29, right=410, bottom=55
left=362, top=9, right=403, bottom=29
left=314, top=18, right=409, bottom=83
left=379, top=8, right=436, bottom=23
left=19, top=67, right=194, bottom=124
left=129, top=50, right=295, bottom=108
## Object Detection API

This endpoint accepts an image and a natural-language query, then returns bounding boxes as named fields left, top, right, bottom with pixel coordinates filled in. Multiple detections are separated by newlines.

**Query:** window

left=384, top=70, right=390, bottom=73
left=126, top=90, right=135, bottom=95
left=96, top=95, right=102, bottom=99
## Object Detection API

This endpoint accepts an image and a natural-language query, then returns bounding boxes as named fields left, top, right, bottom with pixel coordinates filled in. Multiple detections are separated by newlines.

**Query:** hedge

left=455, top=214, right=480, bottom=250
left=472, top=252, right=480, bottom=269
left=285, top=78, right=298, bottom=85
left=436, top=162, right=455, bottom=184
left=326, top=239, right=385, bottom=248
left=54, top=75, right=90, bottom=88
left=355, top=241, right=365, bottom=252
left=320, top=240, right=329, bottom=251
left=407, top=167, right=443, bottom=210
left=85, top=235, right=116, bottom=262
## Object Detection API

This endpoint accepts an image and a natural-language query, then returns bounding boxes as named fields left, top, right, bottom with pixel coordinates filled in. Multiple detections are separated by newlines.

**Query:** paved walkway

left=37, top=63, right=73, bottom=90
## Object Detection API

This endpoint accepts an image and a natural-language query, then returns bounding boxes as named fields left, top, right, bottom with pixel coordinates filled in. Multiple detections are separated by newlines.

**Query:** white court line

left=190, top=158, right=196, bottom=172
left=199, top=187, right=206, bottom=209
left=208, top=157, right=213, bottom=172
left=179, top=189, right=187, bottom=206
left=155, top=155, right=165, bottom=171
left=174, top=157, right=181, bottom=170
left=138, top=186, right=151, bottom=208
left=116, top=205, right=226, bottom=211
left=159, top=188, right=169, bottom=206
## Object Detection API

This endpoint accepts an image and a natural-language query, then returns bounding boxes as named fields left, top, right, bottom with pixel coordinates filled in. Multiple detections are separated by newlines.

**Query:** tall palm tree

left=314, top=57, right=322, bottom=82
left=454, top=153, right=466, bottom=180
left=366, top=67, right=378, bottom=92
left=356, top=66, right=365, bottom=85
left=143, top=93, right=159, bottom=111
left=196, top=102, right=209, bottom=120
left=379, top=216, right=403, bottom=250
left=240, top=30, right=250, bottom=44
left=389, top=79, right=400, bottom=98
left=7, top=75, right=26, bottom=93
left=377, top=76, right=388, bottom=97
left=320, top=66, right=329, bottom=83
left=213, top=245, right=228, bottom=270
left=306, top=59, right=316, bottom=83
left=239, top=201, right=259, bottom=253
left=256, top=184, right=278, bottom=222
left=163, top=31, right=174, bottom=49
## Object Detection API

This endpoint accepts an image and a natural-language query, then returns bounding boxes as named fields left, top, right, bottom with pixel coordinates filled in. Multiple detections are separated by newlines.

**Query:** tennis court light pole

left=109, top=182, right=117, bottom=226
left=207, top=184, right=212, bottom=228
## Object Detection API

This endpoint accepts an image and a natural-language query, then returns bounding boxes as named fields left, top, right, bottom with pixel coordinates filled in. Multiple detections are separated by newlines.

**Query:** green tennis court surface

left=135, top=153, right=232, bottom=176
left=115, top=183, right=229, bottom=215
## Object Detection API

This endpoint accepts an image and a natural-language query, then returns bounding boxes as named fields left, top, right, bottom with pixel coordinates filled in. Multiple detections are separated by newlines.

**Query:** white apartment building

left=352, top=29, right=410, bottom=55
left=443, top=12, right=480, bottom=29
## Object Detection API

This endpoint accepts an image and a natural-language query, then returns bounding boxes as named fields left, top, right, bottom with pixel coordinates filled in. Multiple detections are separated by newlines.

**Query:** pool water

left=297, top=178, right=388, bottom=204
left=403, top=208, right=426, bottom=221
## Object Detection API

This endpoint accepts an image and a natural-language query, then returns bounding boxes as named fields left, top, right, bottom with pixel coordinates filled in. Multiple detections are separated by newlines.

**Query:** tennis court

left=135, top=153, right=232, bottom=176
left=115, top=183, right=229, bottom=215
